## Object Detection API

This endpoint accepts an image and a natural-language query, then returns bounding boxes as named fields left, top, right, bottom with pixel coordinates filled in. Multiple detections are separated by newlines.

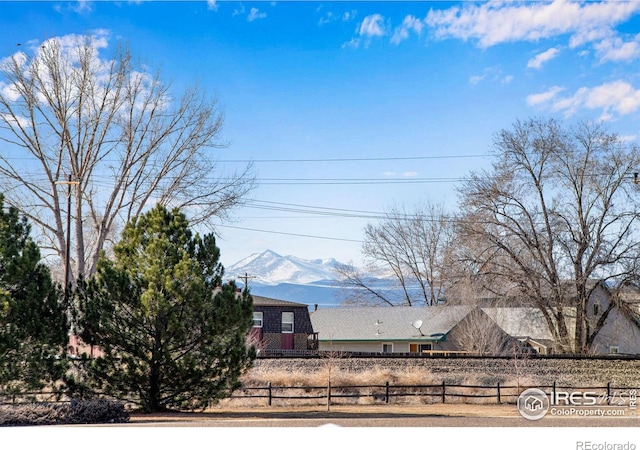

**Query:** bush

left=0, top=398, right=130, bottom=426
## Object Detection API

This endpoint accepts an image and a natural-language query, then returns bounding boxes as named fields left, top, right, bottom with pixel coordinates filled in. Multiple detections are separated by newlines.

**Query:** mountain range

left=225, top=249, right=342, bottom=286
left=225, top=250, right=349, bottom=307
left=224, top=250, right=412, bottom=308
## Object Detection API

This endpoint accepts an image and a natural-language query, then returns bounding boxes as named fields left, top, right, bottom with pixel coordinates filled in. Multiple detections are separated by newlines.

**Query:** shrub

left=0, top=398, right=130, bottom=426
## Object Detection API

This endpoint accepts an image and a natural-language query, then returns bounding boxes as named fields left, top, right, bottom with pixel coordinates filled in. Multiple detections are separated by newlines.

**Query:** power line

left=215, top=154, right=491, bottom=163
left=0, top=153, right=491, bottom=163
left=5, top=172, right=470, bottom=186
left=216, top=224, right=364, bottom=243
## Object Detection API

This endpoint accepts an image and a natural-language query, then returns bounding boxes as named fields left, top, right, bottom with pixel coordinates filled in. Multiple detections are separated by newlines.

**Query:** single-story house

left=250, top=295, right=318, bottom=354
left=309, top=305, right=482, bottom=355
left=310, top=299, right=640, bottom=356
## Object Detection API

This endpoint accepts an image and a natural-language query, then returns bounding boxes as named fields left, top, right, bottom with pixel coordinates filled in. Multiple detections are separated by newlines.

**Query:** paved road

left=54, top=407, right=639, bottom=450
left=126, top=415, right=639, bottom=427
left=124, top=405, right=640, bottom=427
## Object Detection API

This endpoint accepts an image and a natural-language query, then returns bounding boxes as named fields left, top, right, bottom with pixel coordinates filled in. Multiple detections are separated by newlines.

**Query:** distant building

left=250, top=296, right=318, bottom=355
left=309, top=305, right=481, bottom=355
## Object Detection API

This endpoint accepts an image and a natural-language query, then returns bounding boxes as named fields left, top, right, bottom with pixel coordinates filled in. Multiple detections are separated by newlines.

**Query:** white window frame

left=282, top=312, right=294, bottom=333
left=252, top=311, right=263, bottom=328
left=382, top=343, right=393, bottom=353
left=609, top=345, right=619, bottom=354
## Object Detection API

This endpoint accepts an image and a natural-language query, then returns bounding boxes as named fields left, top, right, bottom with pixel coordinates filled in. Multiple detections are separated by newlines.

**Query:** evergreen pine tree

left=75, top=204, right=255, bottom=411
left=0, top=194, right=68, bottom=393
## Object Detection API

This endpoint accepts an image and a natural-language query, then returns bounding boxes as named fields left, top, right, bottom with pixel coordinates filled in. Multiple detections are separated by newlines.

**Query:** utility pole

left=238, top=272, right=255, bottom=291
left=55, top=175, right=80, bottom=293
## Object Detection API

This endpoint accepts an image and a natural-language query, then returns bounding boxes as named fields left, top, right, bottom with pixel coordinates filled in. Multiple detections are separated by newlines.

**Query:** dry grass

left=217, top=360, right=539, bottom=408
left=214, top=356, right=640, bottom=409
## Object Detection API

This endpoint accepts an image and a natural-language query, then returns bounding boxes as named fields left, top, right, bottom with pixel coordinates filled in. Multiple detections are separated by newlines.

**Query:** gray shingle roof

left=310, top=306, right=474, bottom=342
left=480, top=307, right=576, bottom=341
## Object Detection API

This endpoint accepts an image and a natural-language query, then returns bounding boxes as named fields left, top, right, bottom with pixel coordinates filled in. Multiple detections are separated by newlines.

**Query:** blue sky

left=2, top=1, right=640, bottom=268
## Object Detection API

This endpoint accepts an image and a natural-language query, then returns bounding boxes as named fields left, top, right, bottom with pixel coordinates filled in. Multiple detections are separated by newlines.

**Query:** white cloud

left=0, top=81, right=22, bottom=102
left=529, top=81, right=640, bottom=121
left=2, top=113, right=30, bottom=129
left=391, top=15, right=424, bottom=45
left=341, top=38, right=360, bottom=50
left=54, top=0, right=93, bottom=14
left=319, top=12, right=335, bottom=26
left=618, top=134, right=638, bottom=143
left=1, top=31, right=167, bottom=120
left=527, top=47, right=560, bottom=69
left=247, top=7, right=266, bottom=22
left=469, top=66, right=513, bottom=85
left=381, top=171, right=419, bottom=178
left=233, top=5, right=245, bottom=17
left=594, top=35, right=640, bottom=62
left=526, top=86, right=565, bottom=106
left=207, top=0, right=219, bottom=11
left=343, top=10, right=357, bottom=22
left=319, top=9, right=356, bottom=26
left=359, top=14, right=386, bottom=37
left=469, top=75, right=483, bottom=85
left=425, top=1, right=640, bottom=49
left=72, top=0, right=93, bottom=14
left=344, top=14, right=386, bottom=48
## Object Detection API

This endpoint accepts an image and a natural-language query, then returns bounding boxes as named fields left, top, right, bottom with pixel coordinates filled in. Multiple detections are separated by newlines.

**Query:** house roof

left=310, top=306, right=474, bottom=342
left=310, top=305, right=580, bottom=344
left=252, top=295, right=308, bottom=308
left=480, top=307, right=576, bottom=341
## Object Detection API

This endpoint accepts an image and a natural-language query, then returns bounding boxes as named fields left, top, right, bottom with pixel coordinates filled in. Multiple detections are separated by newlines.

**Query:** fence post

left=442, top=381, right=446, bottom=404
left=385, top=381, right=390, bottom=404
left=497, top=382, right=501, bottom=404
left=607, top=382, right=611, bottom=405
left=268, top=382, right=272, bottom=407
left=327, top=381, right=331, bottom=412
left=552, top=381, right=556, bottom=402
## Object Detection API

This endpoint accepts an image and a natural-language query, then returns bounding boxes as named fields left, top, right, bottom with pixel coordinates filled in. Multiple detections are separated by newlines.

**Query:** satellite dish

left=412, top=320, right=425, bottom=336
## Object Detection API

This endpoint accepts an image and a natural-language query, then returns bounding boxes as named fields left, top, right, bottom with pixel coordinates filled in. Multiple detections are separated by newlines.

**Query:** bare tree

left=450, top=308, right=513, bottom=355
left=457, top=117, right=640, bottom=354
left=336, top=201, right=455, bottom=306
left=0, top=33, right=255, bottom=283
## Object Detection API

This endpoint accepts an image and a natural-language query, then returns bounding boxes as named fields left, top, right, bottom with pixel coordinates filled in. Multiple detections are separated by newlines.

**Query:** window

left=252, top=312, right=263, bottom=328
left=382, top=343, right=393, bottom=353
left=593, top=302, right=601, bottom=316
left=419, top=343, right=433, bottom=353
left=609, top=345, right=619, bottom=354
left=282, top=312, right=294, bottom=333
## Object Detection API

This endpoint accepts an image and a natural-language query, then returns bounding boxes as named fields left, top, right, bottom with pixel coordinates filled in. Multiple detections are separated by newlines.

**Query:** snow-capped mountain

left=225, top=250, right=343, bottom=286
left=224, top=250, right=411, bottom=308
